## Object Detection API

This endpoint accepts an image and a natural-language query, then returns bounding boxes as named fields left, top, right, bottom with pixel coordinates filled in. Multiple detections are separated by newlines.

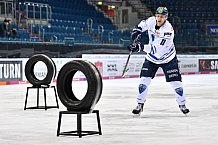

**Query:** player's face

left=155, top=14, right=167, bottom=26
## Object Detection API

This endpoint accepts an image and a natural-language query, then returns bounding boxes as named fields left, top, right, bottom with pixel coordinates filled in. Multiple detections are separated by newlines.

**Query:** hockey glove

left=131, top=30, right=142, bottom=41
left=127, top=41, right=144, bottom=52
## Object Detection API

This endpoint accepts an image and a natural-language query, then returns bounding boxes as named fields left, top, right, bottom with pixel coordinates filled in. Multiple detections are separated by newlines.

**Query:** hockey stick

left=122, top=34, right=141, bottom=77
left=121, top=50, right=132, bottom=77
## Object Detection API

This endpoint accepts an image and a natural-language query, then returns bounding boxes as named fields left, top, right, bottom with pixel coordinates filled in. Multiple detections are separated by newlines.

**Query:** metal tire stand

left=57, top=110, right=102, bottom=138
left=24, top=85, right=59, bottom=110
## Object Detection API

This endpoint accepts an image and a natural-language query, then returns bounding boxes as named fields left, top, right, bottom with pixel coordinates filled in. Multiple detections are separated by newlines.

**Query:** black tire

left=78, top=60, right=103, bottom=104
left=25, top=54, right=56, bottom=86
left=56, top=60, right=103, bottom=111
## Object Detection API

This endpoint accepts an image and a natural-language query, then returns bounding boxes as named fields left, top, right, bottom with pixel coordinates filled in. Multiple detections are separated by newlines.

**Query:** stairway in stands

left=127, top=0, right=153, bottom=19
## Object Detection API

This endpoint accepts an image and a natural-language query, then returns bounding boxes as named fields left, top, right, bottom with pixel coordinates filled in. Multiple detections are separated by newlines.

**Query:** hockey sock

left=136, top=77, right=151, bottom=103
left=170, top=81, right=186, bottom=105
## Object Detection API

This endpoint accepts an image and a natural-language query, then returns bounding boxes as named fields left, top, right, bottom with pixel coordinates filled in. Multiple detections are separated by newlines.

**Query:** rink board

left=0, top=54, right=218, bottom=85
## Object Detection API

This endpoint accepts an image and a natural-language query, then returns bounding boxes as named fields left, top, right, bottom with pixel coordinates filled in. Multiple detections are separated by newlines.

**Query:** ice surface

left=0, top=74, right=218, bottom=145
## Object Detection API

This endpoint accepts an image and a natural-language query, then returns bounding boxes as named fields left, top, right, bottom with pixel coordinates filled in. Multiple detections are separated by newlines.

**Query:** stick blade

left=121, top=68, right=129, bottom=77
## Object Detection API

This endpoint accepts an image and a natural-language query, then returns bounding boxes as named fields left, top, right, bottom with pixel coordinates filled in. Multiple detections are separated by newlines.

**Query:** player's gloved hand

left=131, top=30, right=142, bottom=41
left=127, top=41, right=144, bottom=52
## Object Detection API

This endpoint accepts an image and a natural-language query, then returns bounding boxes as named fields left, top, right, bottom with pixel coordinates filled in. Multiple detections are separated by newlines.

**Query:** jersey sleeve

left=131, top=17, right=153, bottom=41
left=133, top=17, right=153, bottom=32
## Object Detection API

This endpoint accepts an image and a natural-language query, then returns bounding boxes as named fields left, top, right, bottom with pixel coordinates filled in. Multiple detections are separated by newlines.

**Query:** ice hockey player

left=128, top=7, right=190, bottom=115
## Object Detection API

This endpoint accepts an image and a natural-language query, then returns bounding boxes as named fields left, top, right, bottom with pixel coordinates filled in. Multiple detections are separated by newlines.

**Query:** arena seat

left=12, top=0, right=129, bottom=45
left=143, top=0, right=218, bottom=46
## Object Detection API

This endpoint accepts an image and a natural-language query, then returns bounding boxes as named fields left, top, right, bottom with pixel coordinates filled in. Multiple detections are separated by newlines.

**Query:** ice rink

left=0, top=74, right=218, bottom=145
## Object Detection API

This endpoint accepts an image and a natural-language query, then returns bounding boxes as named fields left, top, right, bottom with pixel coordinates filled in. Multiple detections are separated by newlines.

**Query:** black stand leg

left=96, top=110, right=102, bottom=135
left=53, top=86, right=59, bottom=108
left=77, top=113, right=82, bottom=138
left=57, top=112, right=62, bottom=136
left=44, top=88, right=47, bottom=110
left=37, top=87, right=39, bottom=108
left=24, top=87, right=29, bottom=110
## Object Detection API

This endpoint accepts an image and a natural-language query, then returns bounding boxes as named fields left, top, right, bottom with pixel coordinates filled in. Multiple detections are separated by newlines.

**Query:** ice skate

left=132, top=103, right=144, bottom=115
left=179, top=105, right=189, bottom=114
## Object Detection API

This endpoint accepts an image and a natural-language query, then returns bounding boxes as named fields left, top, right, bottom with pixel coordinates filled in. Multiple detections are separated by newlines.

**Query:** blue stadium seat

left=144, top=0, right=217, bottom=46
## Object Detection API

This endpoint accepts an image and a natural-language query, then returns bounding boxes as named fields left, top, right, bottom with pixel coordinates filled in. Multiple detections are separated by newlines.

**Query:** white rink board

left=82, top=54, right=217, bottom=77
left=0, top=54, right=218, bottom=83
